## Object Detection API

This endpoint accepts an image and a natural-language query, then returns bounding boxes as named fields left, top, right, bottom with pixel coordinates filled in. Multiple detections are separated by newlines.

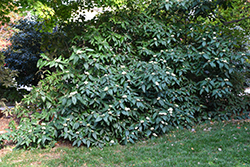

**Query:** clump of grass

left=1, top=121, right=250, bottom=167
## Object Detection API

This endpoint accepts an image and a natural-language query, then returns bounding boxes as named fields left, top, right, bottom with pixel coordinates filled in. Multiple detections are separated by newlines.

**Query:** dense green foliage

left=1, top=0, right=250, bottom=149
left=0, top=0, right=130, bottom=29
left=1, top=0, right=245, bottom=29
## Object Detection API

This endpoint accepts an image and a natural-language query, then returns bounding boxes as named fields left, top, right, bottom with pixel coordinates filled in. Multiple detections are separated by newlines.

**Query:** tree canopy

left=0, top=1, right=17, bottom=25
left=2, top=0, right=249, bottom=30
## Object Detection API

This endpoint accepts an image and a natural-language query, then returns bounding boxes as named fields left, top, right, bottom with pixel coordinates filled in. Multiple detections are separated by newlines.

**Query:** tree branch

left=223, top=16, right=250, bottom=25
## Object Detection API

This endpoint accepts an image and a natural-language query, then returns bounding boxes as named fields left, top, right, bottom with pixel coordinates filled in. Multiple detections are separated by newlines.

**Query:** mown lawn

left=0, top=120, right=250, bottom=167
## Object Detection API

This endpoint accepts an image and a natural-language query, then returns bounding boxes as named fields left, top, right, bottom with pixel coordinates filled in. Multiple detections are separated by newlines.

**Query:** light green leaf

left=72, top=96, right=77, bottom=105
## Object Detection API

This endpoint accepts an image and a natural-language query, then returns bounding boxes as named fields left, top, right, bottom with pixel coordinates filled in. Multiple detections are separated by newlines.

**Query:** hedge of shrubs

left=1, top=0, right=250, bottom=149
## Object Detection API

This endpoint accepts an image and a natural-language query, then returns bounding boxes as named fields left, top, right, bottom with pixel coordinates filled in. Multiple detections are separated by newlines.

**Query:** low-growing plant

left=2, top=0, right=250, bottom=149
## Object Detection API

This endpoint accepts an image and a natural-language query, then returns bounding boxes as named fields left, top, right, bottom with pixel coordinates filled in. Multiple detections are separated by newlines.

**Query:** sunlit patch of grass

left=1, top=120, right=250, bottom=166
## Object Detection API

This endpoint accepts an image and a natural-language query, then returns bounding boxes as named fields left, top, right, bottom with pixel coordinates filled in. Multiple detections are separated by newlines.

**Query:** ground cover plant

left=0, top=0, right=250, bottom=149
left=0, top=121, right=250, bottom=166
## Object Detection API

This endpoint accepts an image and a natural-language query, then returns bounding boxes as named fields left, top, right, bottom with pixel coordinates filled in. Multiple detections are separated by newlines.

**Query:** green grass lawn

left=0, top=120, right=250, bottom=167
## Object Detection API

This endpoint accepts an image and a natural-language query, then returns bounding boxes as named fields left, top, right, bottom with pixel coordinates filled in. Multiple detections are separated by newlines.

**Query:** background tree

left=0, top=11, right=20, bottom=87
left=218, top=0, right=250, bottom=33
left=2, top=19, right=52, bottom=86
left=0, top=11, right=22, bottom=50
left=0, top=1, right=18, bottom=25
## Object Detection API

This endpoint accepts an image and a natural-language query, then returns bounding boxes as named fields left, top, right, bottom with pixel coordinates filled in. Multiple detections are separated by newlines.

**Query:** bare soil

left=0, top=115, right=16, bottom=157
left=0, top=116, right=12, bottom=133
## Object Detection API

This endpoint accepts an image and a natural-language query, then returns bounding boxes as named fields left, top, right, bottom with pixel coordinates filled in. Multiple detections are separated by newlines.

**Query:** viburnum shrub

left=1, top=0, right=250, bottom=148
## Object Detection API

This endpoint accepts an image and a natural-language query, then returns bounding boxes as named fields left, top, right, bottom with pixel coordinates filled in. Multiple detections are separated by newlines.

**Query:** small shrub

left=0, top=52, right=18, bottom=87
left=2, top=19, right=50, bottom=86
left=2, top=19, right=83, bottom=86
